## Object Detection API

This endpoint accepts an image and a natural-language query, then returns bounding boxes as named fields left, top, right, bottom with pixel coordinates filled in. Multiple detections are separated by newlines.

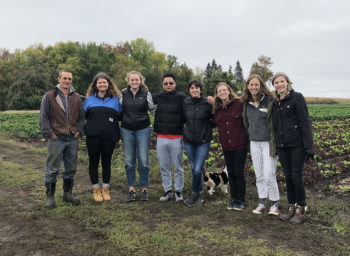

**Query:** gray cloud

left=1, top=0, right=349, bottom=97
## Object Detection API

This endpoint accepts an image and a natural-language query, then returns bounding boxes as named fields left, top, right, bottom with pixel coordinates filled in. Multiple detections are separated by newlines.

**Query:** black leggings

left=86, top=136, right=115, bottom=185
left=223, top=148, right=247, bottom=203
left=277, top=147, right=306, bottom=206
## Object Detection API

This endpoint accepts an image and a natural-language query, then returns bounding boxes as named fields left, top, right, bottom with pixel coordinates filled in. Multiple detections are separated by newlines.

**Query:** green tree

left=249, top=55, right=273, bottom=83
left=0, top=48, right=13, bottom=110
left=127, top=38, right=155, bottom=67
left=7, top=46, right=53, bottom=109
left=203, top=59, right=237, bottom=95
left=233, top=60, right=245, bottom=92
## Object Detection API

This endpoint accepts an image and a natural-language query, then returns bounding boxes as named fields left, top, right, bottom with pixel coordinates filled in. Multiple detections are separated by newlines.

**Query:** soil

left=0, top=140, right=349, bottom=256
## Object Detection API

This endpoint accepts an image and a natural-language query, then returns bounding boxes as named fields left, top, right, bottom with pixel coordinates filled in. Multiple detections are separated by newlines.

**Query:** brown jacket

left=40, top=87, right=84, bottom=139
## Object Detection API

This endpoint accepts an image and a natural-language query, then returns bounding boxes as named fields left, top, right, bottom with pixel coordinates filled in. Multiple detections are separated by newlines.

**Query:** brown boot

left=289, top=205, right=306, bottom=224
left=102, top=186, right=111, bottom=201
left=280, top=204, right=296, bottom=221
left=93, top=187, right=103, bottom=202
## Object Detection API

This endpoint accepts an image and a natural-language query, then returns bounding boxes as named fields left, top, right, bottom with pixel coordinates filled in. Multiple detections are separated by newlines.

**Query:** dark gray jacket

left=243, top=94, right=276, bottom=157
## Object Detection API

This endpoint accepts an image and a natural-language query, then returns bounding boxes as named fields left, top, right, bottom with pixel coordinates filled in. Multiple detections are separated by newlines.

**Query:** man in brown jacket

left=39, top=69, right=84, bottom=209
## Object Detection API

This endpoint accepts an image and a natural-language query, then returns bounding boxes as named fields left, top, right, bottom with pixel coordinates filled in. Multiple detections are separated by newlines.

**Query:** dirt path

left=0, top=140, right=349, bottom=256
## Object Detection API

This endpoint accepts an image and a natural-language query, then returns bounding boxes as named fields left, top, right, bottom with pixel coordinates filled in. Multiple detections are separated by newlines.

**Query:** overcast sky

left=1, top=0, right=349, bottom=98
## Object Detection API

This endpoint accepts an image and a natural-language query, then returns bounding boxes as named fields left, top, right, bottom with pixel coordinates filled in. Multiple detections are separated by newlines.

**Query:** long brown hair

left=86, top=72, right=120, bottom=98
left=212, top=82, right=241, bottom=115
left=125, top=71, right=149, bottom=91
left=241, top=74, right=275, bottom=103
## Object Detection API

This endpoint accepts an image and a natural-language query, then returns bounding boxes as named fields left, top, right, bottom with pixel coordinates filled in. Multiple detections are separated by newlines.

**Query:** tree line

left=0, top=38, right=273, bottom=110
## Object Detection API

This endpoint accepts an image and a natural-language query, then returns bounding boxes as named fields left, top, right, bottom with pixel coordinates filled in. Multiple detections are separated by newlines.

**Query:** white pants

left=250, top=141, right=280, bottom=201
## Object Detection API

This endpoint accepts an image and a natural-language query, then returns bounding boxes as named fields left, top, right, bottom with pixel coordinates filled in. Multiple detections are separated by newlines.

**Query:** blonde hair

left=212, top=82, right=241, bottom=115
left=125, top=71, right=149, bottom=91
left=86, top=72, right=120, bottom=98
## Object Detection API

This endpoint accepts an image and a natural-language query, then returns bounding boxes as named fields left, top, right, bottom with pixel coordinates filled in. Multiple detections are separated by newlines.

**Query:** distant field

left=305, top=97, right=350, bottom=104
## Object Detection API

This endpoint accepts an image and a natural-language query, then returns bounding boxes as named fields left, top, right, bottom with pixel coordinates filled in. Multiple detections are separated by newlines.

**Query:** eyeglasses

left=163, top=82, right=174, bottom=86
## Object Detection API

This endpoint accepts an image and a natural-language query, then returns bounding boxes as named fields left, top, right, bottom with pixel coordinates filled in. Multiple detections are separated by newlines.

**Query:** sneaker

left=159, top=190, right=173, bottom=201
left=183, top=192, right=198, bottom=206
left=268, top=203, right=280, bottom=216
left=141, top=190, right=149, bottom=201
left=233, top=201, right=244, bottom=211
left=227, top=200, right=235, bottom=210
left=127, top=190, right=136, bottom=202
left=252, top=203, right=266, bottom=214
left=175, top=191, right=183, bottom=202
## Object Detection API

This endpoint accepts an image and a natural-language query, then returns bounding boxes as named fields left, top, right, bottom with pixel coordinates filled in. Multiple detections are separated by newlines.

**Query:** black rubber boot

left=63, top=179, right=80, bottom=205
left=45, top=182, right=56, bottom=209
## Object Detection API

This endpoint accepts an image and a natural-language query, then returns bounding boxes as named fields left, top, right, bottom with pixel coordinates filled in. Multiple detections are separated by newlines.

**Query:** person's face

left=58, top=72, right=72, bottom=91
left=162, top=77, right=176, bottom=92
left=247, top=78, right=261, bottom=96
left=128, top=74, right=141, bottom=89
left=96, top=78, right=109, bottom=92
left=273, top=76, right=288, bottom=95
left=189, top=84, right=201, bottom=98
left=216, top=85, right=230, bottom=101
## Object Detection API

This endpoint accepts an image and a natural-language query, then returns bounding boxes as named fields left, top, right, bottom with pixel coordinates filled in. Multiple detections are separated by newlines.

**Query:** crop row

left=307, top=104, right=350, bottom=121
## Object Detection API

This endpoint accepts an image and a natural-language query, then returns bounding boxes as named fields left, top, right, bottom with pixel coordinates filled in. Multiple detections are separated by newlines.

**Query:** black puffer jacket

left=153, top=91, right=187, bottom=135
left=183, top=95, right=213, bottom=144
left=272, top=90, right=314, bottom=154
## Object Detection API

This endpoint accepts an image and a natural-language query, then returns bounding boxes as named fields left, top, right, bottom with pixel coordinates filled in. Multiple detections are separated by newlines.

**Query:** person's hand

left=51, top=133, right=57, bottom=140
left=207, top=96, right=214, bottom=105
left=74, top=132, right=80, bottom=138
left=304, top=151, right=314, bottom=163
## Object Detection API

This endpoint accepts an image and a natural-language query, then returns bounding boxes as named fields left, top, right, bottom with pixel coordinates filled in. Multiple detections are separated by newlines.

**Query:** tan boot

left=289, top=205, right=306, bottom=224
left=280, top=204, right=296, bottom=221
left=93, top=187, right=103, bottom=202
left=102, top=186, right=111, bottom=201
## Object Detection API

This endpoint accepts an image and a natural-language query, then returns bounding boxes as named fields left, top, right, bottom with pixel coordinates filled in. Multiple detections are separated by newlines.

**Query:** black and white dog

left=203, top=166, right=229, bottom=195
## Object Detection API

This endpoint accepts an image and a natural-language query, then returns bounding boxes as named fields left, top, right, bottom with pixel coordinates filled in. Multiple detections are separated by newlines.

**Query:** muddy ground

left=0, top=139, right=349, bottom=256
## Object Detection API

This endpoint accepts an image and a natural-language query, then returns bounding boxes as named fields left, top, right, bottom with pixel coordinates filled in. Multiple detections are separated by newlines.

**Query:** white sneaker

left=268, top=203, right=280, bottom=216
left=175, top=191, right=183, bottom=202
left=252, top=203, right=266, bottom=214
left=159, top=191, right=173, bottom=201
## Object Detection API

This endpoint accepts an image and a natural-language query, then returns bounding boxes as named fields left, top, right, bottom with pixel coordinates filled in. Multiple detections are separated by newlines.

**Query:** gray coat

left=242, top=94, right=276, bottom=157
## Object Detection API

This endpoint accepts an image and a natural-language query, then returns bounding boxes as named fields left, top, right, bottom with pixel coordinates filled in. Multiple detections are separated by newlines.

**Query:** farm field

left=0, top=104, right=349, bottom=256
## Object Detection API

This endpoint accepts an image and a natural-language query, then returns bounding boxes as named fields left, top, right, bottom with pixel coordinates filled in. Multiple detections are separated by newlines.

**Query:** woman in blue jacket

left=84, top=72, right=122, bottom=202
left=271, top=72, right=314, bottom=224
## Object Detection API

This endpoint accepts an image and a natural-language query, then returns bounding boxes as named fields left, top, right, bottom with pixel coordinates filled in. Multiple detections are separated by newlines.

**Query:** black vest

left=121, top=87, right=150, bottom=131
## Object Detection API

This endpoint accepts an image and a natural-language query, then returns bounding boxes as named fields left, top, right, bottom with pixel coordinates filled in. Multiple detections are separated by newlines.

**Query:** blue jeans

left=45, top=138, right=78, bottom=183
left=184, top=142, right=210, bottom=193
left=120, top=127, right=151, bottom=188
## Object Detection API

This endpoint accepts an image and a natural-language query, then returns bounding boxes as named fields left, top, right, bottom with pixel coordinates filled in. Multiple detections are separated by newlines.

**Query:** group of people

left=39, top=69, right=313, bottom=224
